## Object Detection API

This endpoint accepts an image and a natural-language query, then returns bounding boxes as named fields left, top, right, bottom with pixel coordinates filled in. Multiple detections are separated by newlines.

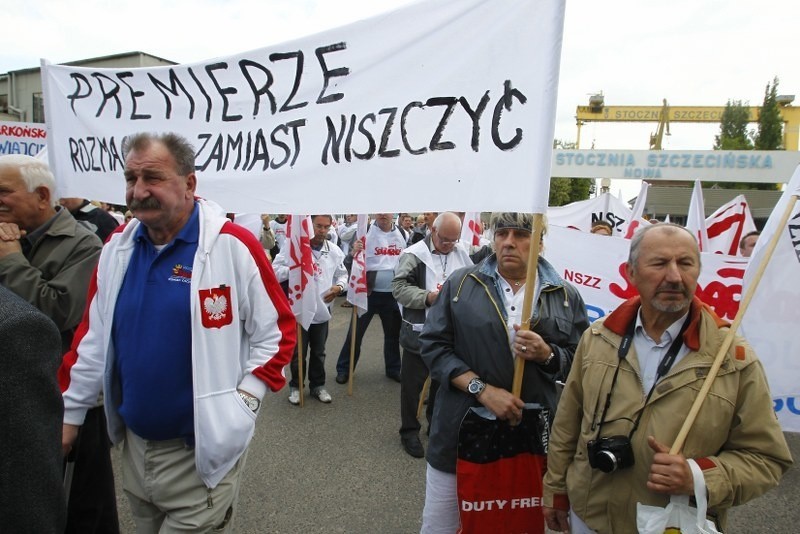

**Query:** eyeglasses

left=437, top=236, right=460, bottom=245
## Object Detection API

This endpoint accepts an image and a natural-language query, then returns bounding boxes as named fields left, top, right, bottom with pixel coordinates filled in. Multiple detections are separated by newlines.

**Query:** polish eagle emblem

left=203, top=294, right=228, bottom=321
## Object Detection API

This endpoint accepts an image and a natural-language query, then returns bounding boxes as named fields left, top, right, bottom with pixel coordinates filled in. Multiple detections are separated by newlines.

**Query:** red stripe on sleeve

left=220, top=222, right=296, bottom=391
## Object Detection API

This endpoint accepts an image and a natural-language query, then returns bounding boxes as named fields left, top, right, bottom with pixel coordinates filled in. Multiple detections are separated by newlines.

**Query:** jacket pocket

left=400, top=321, right=422, bottom=353
left=195, top=390, right=256, bottom=480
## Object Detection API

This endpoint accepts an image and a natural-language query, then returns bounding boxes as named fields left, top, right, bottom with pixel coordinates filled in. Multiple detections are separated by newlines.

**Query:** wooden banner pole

left=670, top=195, right=798, bottom=454
left=348, top=306, right=357, bottom=396
left=296, top=324, right=304, bottom=408
left=512, top=213, right=546, bottom=398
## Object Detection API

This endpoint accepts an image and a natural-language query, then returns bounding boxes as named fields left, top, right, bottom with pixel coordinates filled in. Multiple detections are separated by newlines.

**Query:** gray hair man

left=392, top=212, right=473, bottom=458
left=543, top=223, right=792, bottom=533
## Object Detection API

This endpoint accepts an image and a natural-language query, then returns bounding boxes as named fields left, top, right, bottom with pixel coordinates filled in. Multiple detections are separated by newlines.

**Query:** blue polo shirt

left=112, top=204, right=199, bottom=442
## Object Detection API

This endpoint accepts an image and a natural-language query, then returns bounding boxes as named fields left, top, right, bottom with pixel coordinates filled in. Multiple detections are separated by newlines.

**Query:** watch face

left=468, top=379, right=483, bottom=395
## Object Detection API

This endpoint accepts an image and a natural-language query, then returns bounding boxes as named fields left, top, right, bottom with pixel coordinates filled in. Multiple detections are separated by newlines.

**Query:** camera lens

left=594, top=449, right=619, bottom=473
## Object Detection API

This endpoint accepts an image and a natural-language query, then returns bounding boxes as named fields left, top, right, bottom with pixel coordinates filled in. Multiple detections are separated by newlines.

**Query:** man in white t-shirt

left=335, top=213, right=407, bottom=383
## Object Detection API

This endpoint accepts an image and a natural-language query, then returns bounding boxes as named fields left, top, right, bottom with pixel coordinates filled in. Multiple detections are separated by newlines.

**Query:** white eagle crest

left=204, top=295, right=228, bottom=321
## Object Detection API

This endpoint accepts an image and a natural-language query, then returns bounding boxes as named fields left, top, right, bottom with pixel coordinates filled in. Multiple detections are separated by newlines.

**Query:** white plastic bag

left=636, top=461, right=722, bottom=534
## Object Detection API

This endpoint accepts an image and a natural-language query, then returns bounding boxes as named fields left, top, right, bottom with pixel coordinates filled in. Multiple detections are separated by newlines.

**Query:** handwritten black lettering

left=148, top=69, right=195, bottom=120
left=491, top=80, right=526, bottom=150
left=460, top=91, right=491, bottom=152
left=426, top=97, right=457, bottom=151
left=91, top=73, right=123, bottom=119
left=205, top=62, right=243, bottom=122
left=352, top=114, right=377, bottom=160
left=239, top=59, right=277, bottom=117
left=188, top=67, right=213, bottom=122
left=117, top=72, right=151, bottom=120
left=400, top=101, right=426, bottom=155
left=67, top=73, right=93, bottom=116
left=378, top=107, right=400, bottom=158
left=269, top=51, right=308, bottom=112
left=315, top=43, right=349, bottom=104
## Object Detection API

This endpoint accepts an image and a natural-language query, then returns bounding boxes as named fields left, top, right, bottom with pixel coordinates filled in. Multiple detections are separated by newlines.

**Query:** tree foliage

left=714, top=100, right=753, bottom=150
left=549, top=139, right=595, bottom=206
left=754, top=77, right=783, bottom=150
left=710, top=80, right=782, bottom=191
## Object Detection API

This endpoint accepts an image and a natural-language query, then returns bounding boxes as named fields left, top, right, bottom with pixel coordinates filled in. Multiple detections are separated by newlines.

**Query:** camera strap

left=593, top=309, right=692, bottom=439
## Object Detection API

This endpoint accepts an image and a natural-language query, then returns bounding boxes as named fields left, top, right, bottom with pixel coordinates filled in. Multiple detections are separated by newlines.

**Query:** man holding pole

left=272, top=214, right=347, bottom=404
left=334, top=213, right=407, bottom=384
left=543, top=223, right=793, bottom=533
left=418, top=212, right=588, bottom=532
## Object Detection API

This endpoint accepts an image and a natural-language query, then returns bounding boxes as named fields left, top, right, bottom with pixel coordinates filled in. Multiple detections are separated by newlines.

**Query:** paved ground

left=111, top=297, right=799, bottom=533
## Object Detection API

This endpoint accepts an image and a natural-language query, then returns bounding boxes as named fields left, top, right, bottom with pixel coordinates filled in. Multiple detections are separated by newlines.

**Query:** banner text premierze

left=65, top=43, right=350, bottom=122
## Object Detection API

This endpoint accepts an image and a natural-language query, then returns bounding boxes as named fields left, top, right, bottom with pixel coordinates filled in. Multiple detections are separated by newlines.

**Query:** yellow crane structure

left=575, top=94, right=800, bottom=150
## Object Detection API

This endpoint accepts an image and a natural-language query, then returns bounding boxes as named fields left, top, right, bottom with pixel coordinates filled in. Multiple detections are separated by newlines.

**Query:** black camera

left=587, top=435, right=635, bottom=473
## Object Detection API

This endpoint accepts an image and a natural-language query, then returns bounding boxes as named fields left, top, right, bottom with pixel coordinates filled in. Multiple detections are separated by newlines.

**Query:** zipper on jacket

left=207, top=488, right=213, bottom=509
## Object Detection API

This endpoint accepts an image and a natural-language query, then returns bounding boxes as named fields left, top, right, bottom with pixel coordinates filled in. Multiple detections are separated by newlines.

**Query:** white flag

left=460, top=212, right=483, bottom=247
left=740, top=165, right=800, bottom=432
left=286, top=215, right=318, bottom=330
left=623, top=181, right=650, bottom=238
left=686, top=180, right=710, bottom=251
left=706, top=195, right=756, bottom=256
left=346, top=214, right=369, bottom=314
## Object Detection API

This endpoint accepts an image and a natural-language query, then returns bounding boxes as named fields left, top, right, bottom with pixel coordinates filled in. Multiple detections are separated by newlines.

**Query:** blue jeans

left=336, top=291, right=402, bottom=376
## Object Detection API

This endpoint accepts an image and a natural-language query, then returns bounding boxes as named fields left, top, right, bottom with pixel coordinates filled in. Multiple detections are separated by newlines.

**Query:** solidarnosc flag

left=286, top=214, right=319, bottom=330
left=740, top=166, right=800, bottom=432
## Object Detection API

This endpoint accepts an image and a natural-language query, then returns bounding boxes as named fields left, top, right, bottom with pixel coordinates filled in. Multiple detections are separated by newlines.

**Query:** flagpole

left=417, top=376, right=431, bottom=419
left=297, top=324, right=304, bottom=408
left=670, top=194, right=798, bottom=454
left=347, top=306, right=357, bottom=396
left=512, top=213, right=546, bottom=397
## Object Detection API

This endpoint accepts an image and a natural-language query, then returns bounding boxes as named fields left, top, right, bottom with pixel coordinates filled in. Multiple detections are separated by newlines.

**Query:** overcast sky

left=3, top=0, right=798, bottom=200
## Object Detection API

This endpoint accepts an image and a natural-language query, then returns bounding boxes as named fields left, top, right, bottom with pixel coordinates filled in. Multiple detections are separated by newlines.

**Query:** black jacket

left=419, top=254, right=589, bottom=473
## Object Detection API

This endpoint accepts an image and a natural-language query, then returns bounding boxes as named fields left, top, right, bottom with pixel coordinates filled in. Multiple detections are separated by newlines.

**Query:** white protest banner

left=740, top=166, right=800, bottom=432
left=0, top=121, right=47, bottom=157
left=547, top=193, right=635, bottom=235
left=543, top=225, right=747, bottom=325
left=42, top=0, right=564, bottom=214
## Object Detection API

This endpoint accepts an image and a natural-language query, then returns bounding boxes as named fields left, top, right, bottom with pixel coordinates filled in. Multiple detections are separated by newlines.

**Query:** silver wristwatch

left=238, top=390, right=260, bottom=412
left=467, top=377, right=486, bottom=398
left=539, top=351, right=556, bottom=367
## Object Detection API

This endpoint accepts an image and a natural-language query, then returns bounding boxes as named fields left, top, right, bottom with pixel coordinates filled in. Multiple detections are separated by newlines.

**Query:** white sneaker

left=288, top=388, right=300, bottom=405
left=312, top=388, right=332, bottom=403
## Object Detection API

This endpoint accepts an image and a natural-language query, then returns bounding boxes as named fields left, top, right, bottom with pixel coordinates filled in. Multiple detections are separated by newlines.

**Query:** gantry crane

left=575, top=94, right=800, bottom=150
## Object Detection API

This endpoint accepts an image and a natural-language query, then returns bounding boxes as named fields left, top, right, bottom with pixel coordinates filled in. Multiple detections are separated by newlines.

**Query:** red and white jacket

left=59, top=199, right=296, bottom=488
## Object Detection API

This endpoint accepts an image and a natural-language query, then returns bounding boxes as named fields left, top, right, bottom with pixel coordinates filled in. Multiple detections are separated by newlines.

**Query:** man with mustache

left=543, top=223, right=792, bottom=533
left=60, top=132, right=296, bottom=532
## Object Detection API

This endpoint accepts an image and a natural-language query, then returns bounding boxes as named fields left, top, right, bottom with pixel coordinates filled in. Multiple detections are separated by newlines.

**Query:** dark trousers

left=399, top=348, right=438, bottom=437
left=65, top=406, right=120, bottom=534
left=336, top=291, right=401, bottom=376
left=290, top=321, right=329, bottom=390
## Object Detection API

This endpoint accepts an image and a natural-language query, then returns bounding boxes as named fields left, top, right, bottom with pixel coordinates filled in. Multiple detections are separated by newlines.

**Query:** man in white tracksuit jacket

left=60, top=132, right=296, bottom=533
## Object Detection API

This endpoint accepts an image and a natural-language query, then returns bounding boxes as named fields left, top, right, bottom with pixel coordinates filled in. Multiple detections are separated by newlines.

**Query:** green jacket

left=543, top=297, right=793, bottom=533
left=0, top=208, right=102, bottom=352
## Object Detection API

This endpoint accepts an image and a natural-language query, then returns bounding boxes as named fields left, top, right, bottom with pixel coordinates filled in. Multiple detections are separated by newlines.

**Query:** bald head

left=431, top=212, right=462, bottom=254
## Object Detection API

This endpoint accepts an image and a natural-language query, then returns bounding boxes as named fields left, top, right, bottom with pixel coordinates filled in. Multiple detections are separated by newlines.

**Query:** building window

left=33, top=92, right=45, bottom=123
left=0, top=94, right=7, bottom=113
